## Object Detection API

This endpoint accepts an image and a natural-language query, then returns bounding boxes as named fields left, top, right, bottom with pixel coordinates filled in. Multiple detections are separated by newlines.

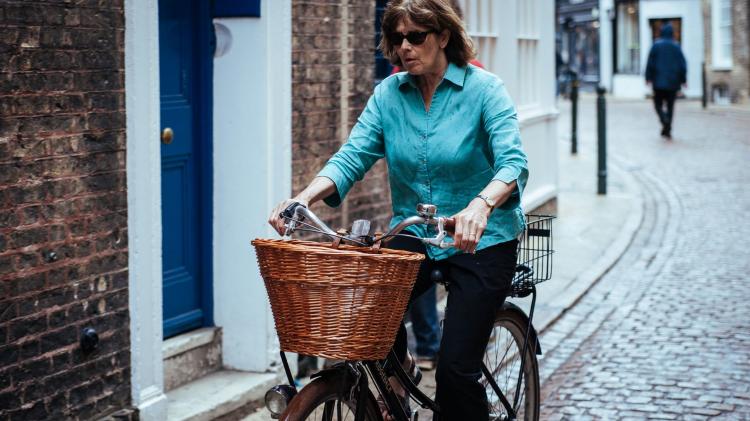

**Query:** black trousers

left=653, top=89, right=677, bottom=129
left=388, top=235, right=518, bottom=421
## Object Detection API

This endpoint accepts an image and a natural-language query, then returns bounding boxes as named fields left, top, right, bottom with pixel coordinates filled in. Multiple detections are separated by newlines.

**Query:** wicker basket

left=251, top=239, right=425, bottom=361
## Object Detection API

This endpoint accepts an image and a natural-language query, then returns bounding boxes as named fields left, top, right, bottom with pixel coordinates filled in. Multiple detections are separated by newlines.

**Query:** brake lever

left=280, top=202, right=307, bottom=238
left=280, top=202, right=306, bottom=220
left=422, top=217, right=454, bottom=249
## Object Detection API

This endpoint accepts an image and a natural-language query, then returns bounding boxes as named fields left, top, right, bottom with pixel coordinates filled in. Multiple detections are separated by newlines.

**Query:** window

left=516, top=0, right=540, bottom=107
left=462, top=0, right=539, bottom=107
left=615, top=0, right=640, bottom=74
left=461, top=0, right=498, bottom=72
left=711, top=0, right=733, bottom=69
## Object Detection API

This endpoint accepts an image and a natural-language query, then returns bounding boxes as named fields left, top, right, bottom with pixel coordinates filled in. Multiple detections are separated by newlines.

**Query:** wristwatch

left=475, top=194, right=494, bottom=208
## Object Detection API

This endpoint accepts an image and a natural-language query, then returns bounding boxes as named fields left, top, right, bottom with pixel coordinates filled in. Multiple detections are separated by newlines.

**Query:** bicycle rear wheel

left=280, top=373, right=382, bottom=421
left=483, top=309, right=540, bottom=421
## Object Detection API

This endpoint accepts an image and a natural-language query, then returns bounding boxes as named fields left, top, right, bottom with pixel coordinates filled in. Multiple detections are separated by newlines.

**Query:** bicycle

left=254, top=203, right=554, bottom=421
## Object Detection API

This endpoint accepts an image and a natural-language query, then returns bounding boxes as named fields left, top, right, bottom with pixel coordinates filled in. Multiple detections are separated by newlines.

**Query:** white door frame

left=125, top=0, right=167, bottom=419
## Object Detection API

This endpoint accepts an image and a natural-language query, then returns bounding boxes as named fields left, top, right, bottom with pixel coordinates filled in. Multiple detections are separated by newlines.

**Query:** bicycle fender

left=280, top=371, right=354, bottom=421
left=310, top=364, right=359, bottom=394
left=500, top=301, right=543, bottom=355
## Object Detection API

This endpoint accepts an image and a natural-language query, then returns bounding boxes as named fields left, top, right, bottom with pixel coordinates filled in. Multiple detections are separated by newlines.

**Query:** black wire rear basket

left=510, top=214, right=555, bottom=298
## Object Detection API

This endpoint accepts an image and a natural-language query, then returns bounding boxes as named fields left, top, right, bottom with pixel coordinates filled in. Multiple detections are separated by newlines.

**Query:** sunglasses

left=388, top=30, right=436, bottom=46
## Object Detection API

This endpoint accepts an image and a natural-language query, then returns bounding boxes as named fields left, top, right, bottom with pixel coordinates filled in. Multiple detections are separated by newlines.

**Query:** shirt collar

left=443, top=62, right=467, bottom=87
left=397, top=62, right=467, bottom=89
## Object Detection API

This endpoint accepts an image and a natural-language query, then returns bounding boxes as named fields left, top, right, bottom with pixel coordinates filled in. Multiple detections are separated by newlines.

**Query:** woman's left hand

left=451, top=199, right=492, bottom=253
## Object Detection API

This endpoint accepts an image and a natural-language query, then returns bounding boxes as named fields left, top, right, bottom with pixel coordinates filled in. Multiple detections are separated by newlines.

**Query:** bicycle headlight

left=264, top=384, right=297, bottom=418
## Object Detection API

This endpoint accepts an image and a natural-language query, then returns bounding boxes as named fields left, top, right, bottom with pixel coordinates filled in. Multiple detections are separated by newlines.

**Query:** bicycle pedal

left=412, top=367, right=422, bottom=386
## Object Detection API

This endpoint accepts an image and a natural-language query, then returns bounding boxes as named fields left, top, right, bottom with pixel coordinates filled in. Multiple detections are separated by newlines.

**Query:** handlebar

left=280, top=202, right=456, bottom=249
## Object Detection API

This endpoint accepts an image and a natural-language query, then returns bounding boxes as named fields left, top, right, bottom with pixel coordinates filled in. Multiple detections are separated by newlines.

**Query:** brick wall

left=703, top=0, right=750, bottom=103
left=292, top=0, right=392, bottom=234
left=0, top=1, right=132, bottom=419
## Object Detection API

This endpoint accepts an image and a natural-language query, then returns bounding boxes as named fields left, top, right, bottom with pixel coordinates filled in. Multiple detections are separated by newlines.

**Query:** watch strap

left=475, top=194, right=494, bottom=208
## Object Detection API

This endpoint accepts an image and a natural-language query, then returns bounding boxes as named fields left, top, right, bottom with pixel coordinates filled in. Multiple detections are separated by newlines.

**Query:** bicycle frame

left=269, top=204, right=549, bottom=420
left=275, top=297, right=538, bottom=421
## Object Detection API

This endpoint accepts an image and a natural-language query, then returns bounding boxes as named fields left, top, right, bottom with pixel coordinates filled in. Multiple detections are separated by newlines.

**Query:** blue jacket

left=645, top=24, right=687, bottom=91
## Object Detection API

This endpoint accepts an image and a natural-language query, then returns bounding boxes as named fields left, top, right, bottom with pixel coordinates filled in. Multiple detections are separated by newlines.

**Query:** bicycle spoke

left=306, top=399, right=360, bottom=421
left=483, top=314, right=538, bottom=420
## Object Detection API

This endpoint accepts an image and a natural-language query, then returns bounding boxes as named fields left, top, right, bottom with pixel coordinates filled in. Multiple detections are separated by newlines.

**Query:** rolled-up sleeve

left=317, top=87, right=385, bottom=207
left=481, top=78, right=529, bottom=207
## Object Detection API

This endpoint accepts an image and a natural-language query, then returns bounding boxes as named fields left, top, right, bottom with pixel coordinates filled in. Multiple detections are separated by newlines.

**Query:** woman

left=269, top=0, right=528, bottom=419
left=390, top=0, right=484, bottom=374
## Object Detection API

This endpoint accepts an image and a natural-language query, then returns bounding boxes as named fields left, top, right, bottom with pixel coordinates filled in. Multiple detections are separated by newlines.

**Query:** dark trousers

left=653, top=89, right=677, bottom=130
left=388, top=236, right=518, bottom=421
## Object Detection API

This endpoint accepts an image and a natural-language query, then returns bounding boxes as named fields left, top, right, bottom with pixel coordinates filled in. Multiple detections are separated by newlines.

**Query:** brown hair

left=378, top=0, right=476, bottom=68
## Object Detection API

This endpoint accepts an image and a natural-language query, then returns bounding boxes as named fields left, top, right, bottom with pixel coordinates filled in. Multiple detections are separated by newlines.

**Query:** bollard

left=596, top=86, right=607, bottom=195
left=570, top=70, right=579, bottom=155
left=701, top=61, right=707, bottom=109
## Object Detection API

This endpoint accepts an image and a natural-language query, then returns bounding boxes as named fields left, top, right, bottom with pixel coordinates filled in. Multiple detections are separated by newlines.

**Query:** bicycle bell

left=417, top=203, right=437, bottom=219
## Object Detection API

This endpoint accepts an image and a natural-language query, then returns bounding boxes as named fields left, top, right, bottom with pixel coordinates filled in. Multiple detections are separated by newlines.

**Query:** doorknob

left=161, top=127, right=174, bottom=145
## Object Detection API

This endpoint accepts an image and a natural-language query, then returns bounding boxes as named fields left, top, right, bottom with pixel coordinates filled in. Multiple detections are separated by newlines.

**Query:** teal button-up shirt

left=318, top=62, right=528, bottom=260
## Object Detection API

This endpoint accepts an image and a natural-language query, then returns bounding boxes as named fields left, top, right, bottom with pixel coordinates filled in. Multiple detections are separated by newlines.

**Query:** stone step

left=167, top=369, right=283, bottom=421
left=241, top=407, right=274, bottom=420
left=164, top=327, right=223, bottom=392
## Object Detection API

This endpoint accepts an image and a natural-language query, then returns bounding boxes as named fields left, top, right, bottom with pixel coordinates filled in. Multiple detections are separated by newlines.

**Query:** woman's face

left=393, top=17, right=449, bottom=76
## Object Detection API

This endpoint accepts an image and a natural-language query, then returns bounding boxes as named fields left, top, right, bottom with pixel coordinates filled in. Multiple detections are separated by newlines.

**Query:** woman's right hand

left=268, top=198, right=308, bottom=236
left=268, top=177, right=337, bottom=236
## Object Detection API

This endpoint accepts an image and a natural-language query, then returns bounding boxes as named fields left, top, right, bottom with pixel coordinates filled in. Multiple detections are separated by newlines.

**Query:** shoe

left=415, top=355, right=437, bottom=371
left=406, top=353, right=423, bottom=385
left=295, top=354, right=318, bottom=379
left=378, top=353, right=419, bottom=420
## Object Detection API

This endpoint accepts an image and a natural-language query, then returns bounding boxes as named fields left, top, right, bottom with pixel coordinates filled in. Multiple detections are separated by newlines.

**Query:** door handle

left=161, top=127, right=174, bottom=145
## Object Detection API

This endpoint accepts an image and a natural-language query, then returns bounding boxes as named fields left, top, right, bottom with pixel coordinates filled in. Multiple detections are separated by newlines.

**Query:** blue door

left=159, top=0, right=213, bottom=339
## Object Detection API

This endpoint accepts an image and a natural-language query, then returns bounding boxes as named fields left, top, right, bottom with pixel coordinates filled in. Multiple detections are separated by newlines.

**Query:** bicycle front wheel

left=483, top=308, right=540, bottom=421
left=280, top=373, right=382, bottom=421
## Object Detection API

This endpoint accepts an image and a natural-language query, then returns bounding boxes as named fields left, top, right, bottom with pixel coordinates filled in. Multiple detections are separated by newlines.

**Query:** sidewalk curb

left=537, top=156, right=645, bottom=335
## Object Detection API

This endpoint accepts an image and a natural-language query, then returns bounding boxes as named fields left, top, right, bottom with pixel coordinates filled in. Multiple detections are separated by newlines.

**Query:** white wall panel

left=460, top=0, right=557, bottom=211
left=212, top=0, right=291, bottom=372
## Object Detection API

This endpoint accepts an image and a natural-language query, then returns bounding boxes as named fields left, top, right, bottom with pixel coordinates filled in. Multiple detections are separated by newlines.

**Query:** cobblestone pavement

left=538, top=99, right=750, bottom=420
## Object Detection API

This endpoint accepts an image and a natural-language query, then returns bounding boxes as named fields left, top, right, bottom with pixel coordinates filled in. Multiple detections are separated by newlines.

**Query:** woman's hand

left=451, top=199, right=492, bottom=253
left=267, top=177, right=337, bottom=236
left=268, top=198, right=309, bottom=236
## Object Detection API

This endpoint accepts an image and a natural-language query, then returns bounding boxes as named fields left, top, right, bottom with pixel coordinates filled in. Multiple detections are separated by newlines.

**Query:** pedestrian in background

left=645, top=23, right=687, bottom=139
left=389, top=0, right=484, bottom=373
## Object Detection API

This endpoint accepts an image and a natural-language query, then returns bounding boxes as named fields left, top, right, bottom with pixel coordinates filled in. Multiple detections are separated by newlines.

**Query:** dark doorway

left=650, top=18, right=683, bottom=44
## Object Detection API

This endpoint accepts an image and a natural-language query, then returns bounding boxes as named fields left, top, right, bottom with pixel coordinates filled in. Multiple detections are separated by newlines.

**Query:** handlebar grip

left=443, top=217, right=455, bottom=233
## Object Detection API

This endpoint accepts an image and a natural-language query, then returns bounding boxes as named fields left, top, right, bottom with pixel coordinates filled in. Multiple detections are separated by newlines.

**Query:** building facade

left=702, top=0, right=749, bottom=104
left=1, top=1, right=133, bottom=419
left=457, top=0, right=559, bottom=211
left=556, top=0, right=603, bottom=90
left=1, top=0, right=557, bottom=419
left=599, top=0, right=705, bottom=98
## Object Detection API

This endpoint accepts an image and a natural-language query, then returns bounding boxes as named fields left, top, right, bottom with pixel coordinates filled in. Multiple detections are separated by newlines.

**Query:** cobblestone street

left=538, top=99, right=750, bottom=420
